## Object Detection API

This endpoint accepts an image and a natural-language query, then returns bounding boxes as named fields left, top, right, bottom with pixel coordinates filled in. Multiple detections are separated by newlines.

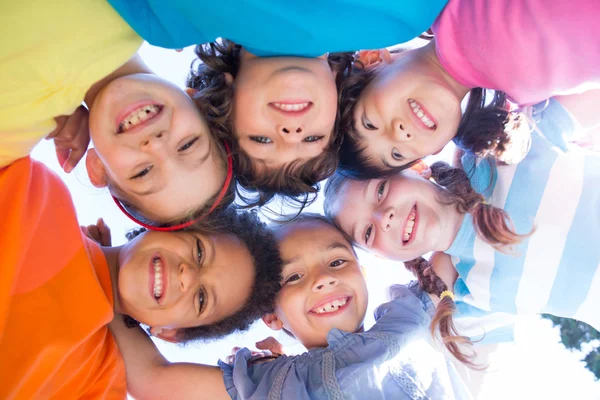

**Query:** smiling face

left=328, top=171, right=459, bottom=261
left=233, top=50, right=338, bottom=173
left=87, top=73, right=226, bottom=223
left=269, top=220, right=368, bottom=349
left=353, top=42, right=466, bottom=169
left=116, top=229, right=255, bottom=332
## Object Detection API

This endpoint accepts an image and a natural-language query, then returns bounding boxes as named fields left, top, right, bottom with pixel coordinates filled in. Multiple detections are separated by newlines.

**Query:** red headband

left=112, top=142, right=233, bottom=231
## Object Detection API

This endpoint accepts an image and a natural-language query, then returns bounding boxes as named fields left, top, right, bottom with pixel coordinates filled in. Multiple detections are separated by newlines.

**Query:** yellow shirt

left=0, top=0, right=142, bottom=168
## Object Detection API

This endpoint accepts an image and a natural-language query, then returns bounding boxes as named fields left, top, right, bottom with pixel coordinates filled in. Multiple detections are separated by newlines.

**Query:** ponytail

left=430, top=161, right=529, bottom=251
left=404, top=257, right=477, bottom=367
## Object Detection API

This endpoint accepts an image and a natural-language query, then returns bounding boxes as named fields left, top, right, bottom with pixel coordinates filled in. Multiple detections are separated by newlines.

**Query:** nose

left=276, top=124, right=304, bottom=143
left=375, top=207, right=396, bottom=232
left=177, top=262, right=197, bottom=293
left=391, top=118, right=412, bottom=142
left=140, top=130, right=166, bottom=149
left=312, top=270, right=339, bottom=292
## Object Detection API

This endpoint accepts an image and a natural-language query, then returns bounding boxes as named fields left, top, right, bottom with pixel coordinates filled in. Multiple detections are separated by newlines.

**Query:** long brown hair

left=187, top=40, right=354, bottom=211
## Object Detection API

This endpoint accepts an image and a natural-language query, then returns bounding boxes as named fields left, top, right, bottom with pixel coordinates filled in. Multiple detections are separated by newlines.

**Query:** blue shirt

left=447, top=98, right=600, bottom=332
left=219, top=283, right=471, bottom=400
left=106, top=0, right=448, bottom=57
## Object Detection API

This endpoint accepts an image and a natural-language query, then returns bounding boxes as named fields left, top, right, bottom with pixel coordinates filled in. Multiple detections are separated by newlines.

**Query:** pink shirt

left=432, top=0, right=600, bottom=105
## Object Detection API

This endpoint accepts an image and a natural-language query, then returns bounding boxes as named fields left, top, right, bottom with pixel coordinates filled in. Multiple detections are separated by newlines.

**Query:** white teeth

left=119, top=105, right=162, bottom=133
left=153, top=257, right=164, bottom=299
left=272, top=102, right=310, bottom=112
left=312, top=298, right=348, bottom=314
left=402, top=206, right=417, bottom=243
left=408, top=99, right=436, bottom=129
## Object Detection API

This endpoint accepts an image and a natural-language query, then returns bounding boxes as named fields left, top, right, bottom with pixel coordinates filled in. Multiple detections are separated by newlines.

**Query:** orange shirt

left=0, top=157, right=126, bottom=399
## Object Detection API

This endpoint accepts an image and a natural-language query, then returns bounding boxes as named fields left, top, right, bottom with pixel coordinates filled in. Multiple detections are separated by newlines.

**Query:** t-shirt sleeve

left=370, top=282, right=431, bottom=337
left=531, top=98, right=578, bottom=151
left=0, top=0, right=141, bottom=168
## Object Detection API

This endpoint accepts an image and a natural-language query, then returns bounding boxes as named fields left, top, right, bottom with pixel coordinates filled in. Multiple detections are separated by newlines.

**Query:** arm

left=554, top=89, right=600, bottom=133
left=108, top=316, right=230, bottom=400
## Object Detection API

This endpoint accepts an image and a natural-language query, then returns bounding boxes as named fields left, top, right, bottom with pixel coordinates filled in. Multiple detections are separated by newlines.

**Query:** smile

left=309, top=296, right=351, bottom=316
left=408, top=99, right=436, bottom=129
left=269, top=101, right=313, bottom=116
left=118, top=104, right=163, bottom=133
left=402, top=205, right=418, bottom=245
left=149, top=253, right=167, bottom=303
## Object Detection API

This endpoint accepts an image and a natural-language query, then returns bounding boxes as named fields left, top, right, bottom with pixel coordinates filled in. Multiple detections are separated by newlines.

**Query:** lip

left=407, top=99, right=437, bottom=131
left=308, top=295, right=352, bottom=317
left=115, top=101, right=164, bottom=134
left=148, top=252, right=168, bottom=305
left=268, top=101, right=313, bottom=117
left=400, top=204, right=418, bottom=247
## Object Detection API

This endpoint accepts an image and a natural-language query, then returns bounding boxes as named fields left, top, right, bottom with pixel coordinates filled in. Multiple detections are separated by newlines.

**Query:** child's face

left=271, top=220, right=368, bottom=349
left=328, top=171, right=450, bottom=261
left=353, top=47, right=463, bottom=169
left=88, top=74, right=225, bottom=223
left=233, top=50, right=338, bottom=173
left=117, top=229, right=255, bottom=331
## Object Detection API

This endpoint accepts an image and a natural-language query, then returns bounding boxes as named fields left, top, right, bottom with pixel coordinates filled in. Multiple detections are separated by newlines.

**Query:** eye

left=178, top=137, right=199, bottom=152
left=364, top=224, right=373, bottom=245
left=130, top=166, right=153, bottom=180
left=361, top=112, right=378, bottom=130
left=197, top=289, right=205, bottom=314
left=392, top=148, right=404, bottom=161
left=250, top=136, right=273, bottom=144
left=303, top=135, right=324, bottom=143
left=377, top=180, right=386, bottom=201
left=196, top=239, right=204, bottom=265
left=329, top=259, right=346, bottom=268
left=284, top=273, right=302, bottom=285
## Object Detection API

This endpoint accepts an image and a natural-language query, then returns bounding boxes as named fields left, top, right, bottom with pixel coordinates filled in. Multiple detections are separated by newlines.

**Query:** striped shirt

left=447, top=98, right=600, bottom=331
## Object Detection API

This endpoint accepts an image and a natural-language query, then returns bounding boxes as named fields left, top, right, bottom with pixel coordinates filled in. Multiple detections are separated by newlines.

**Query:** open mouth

left=309, top=296, right=351, bottom=316
left=117, top=103, right=163, bottom=133
left=401, top=205, right=418, bottom=245
left=149, top=253, right=167, bottom=303
left=269, top=101, right=313, bottom=116
left=408, top=99, right=436, bottom=130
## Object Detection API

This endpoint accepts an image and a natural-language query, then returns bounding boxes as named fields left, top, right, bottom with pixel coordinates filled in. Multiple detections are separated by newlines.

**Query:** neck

left=437, top=204, right=465, bottom=252
left=421, top=40, right=471, bottom=100
left=84, top=53, right=153, bottom=108
left=101, top=245, right=125, bottom=314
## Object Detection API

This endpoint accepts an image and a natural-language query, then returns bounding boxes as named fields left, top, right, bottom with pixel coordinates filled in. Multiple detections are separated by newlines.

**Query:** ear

left=224, top=72, right=234, bottom=85
left=355, top=49, right=392, bottom=70
left=261, top=313, right=284, bottom=331
left=85, top=148, right=108, bottom=188
left=149, top=327, right=180, bottom=343
left=184, top=87, right=198, bottom=98
left=409, top=160, right=432, bottom=179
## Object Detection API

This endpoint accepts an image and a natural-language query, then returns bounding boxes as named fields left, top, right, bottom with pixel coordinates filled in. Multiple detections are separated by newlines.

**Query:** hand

left=46, top=105, right=90, bottom=173
left=255, top=336, right=284, bottom=356
left=81, top=218, right=112, bottom=246
left=224, top=336, right=285, bottom=365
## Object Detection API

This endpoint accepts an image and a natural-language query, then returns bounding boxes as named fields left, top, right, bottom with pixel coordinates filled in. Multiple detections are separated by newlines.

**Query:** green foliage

left=542, top=314, right=600, bottom=380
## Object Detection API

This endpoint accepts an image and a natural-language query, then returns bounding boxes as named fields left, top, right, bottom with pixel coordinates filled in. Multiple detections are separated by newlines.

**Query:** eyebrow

left=325, top=242, right=352, bottom=252
left=131, top=181, right=166, bottom=196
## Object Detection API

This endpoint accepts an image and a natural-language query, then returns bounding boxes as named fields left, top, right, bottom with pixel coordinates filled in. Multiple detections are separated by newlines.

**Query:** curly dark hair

left=336, top=50, right=514, bottom=179
left=124, top=206, right=283, bottom=342
left=186, top=39, right=354, bottom=211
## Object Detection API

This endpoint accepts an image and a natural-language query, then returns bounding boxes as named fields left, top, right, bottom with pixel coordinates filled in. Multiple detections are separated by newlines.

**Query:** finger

left=255, top=336, right=277, bottom=350
left=62, top=111, right=90, bottom=173
left=46, top=115, right=68, bottom=140
left=87, top=225, right=100, bottom=240
left=81, top=226, right=90, bottom=237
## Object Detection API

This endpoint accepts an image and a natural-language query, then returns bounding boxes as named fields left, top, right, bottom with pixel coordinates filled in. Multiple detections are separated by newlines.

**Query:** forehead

left=277, top=220, right=352, bottom=256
